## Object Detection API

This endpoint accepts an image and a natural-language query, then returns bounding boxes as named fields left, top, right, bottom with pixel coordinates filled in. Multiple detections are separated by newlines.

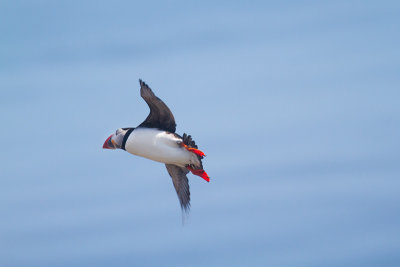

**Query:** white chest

left=125, top=128, right=192, bottom=166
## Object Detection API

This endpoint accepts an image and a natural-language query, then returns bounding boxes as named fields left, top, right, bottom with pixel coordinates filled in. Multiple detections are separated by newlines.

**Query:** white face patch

left=112, top=128, right=128, bottom=148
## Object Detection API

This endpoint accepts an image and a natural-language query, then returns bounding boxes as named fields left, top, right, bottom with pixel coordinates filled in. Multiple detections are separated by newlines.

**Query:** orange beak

left=103, top=135, right=115, bottom=149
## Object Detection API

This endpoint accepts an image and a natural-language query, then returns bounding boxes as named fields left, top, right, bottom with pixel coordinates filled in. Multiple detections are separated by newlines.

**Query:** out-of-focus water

left=1, top=1, right=400, bottom=266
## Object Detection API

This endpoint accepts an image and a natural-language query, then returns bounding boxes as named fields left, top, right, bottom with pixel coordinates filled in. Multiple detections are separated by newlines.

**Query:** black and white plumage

left=103, top=80, right=209, bottom=213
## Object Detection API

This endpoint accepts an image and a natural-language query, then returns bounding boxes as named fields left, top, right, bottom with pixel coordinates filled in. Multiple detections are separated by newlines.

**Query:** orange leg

left=180, top=143, right=206, bottom=157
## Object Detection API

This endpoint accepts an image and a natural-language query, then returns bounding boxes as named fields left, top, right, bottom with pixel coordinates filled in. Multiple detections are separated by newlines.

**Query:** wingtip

left=139, top=79, right=148, bottom=88
left=181, top=204, right=191, bottom=212
left=181, top=207, right=190, bottom=225
left=181, top=198, right=191, bottom=210
left=181, top=204, right=191, bottom=216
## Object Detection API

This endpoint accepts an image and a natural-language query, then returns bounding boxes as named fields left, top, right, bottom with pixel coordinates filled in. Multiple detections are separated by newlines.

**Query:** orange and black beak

left=103, top=134, right=116, bottom=149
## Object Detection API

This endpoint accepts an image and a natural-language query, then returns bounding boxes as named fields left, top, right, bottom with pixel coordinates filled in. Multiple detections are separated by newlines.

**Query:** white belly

left=125, top=128, right=195, bottom=166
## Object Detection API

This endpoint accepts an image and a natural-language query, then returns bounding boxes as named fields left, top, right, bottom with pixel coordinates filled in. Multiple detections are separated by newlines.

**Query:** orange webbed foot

left=187, top=166, right=210, bottom=182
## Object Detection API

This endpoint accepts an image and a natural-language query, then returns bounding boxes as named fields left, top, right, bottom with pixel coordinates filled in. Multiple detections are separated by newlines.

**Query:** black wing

left=165, top=164, right=190, bottom=212
left=138, top=79, right=177, bottom=133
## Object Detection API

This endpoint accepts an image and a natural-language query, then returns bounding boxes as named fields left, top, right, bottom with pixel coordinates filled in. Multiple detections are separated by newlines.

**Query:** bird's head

left=103, top=128, right=131, bottom=150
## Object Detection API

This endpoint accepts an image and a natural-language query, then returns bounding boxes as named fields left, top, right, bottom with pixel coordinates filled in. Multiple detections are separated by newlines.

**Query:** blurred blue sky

left=1, top=1, right=400, bottom=266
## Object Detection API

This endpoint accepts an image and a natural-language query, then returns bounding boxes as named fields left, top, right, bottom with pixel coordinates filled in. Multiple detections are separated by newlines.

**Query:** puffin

left=103, top=80, right=209, bottom=213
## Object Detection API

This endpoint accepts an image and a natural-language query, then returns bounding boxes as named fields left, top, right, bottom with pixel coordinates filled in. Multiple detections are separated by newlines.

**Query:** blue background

left=1, top=1, right=400, bottom=266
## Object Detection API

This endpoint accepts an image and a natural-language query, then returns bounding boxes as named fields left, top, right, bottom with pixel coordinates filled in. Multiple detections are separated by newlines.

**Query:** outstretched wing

left=165, top=164, right=190, bottom=212
left=138, top=79, right=177, bottom=133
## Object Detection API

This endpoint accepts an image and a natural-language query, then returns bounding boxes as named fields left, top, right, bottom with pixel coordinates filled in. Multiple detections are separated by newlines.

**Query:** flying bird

left=103, top=80, right=209, bottom=213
